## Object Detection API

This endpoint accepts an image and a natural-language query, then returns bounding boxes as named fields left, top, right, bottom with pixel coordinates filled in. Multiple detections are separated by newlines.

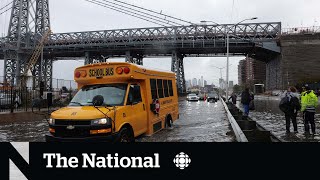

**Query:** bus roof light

left=116, top=67, right=124, bottom=74
left=124, top=67, right=130, bottom=74
left=75, top=71, right=81, bottom=78
left=81, top=71, right=87, bottom=77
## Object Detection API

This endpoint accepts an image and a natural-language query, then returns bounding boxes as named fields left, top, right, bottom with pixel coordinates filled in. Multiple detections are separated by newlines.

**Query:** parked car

left=187, top=94, right=199, bottom=101
left=0, top=93, right=21, bottom=108
left=207, top=92, right=218, bottom=102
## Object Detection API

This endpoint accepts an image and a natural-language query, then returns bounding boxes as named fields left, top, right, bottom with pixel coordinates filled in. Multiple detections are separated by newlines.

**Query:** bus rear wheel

left=118, top=127, right=135, bottom=143
left=165, top=117, right=173, bottom=128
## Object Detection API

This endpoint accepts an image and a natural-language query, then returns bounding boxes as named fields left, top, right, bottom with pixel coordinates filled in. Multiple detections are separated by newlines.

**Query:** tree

left=233, top=84, right=242, bottom=94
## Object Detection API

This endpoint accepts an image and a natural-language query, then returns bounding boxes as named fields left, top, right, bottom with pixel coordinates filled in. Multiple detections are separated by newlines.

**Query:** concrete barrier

left=221, top=98, right=248, bottom=142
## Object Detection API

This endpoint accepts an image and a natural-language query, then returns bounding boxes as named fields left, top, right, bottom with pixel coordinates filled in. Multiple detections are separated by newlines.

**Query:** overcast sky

left=1, top=0, right=320, bottom=85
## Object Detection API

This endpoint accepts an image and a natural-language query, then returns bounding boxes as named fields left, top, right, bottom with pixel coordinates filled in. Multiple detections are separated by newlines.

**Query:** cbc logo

left=173, top=152, right=191, bottom=170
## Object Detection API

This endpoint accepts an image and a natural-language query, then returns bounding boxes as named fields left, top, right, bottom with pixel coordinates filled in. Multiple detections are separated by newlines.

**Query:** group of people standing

left=233, top=85, right=318, bottom=135
left=280, top=86, right=318, bottom=135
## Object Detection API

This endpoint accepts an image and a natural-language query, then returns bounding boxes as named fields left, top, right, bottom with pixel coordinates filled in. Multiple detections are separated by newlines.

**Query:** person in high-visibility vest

left=301, top=86, right=319, bottom=134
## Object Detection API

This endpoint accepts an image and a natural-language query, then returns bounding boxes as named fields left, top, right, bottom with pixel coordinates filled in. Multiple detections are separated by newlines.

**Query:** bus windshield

left=70, top=84, right=128, bottom=107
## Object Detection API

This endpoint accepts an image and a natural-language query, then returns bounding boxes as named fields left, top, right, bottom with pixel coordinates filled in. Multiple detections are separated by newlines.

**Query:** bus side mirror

left=92, top=95, right=104, bottom=106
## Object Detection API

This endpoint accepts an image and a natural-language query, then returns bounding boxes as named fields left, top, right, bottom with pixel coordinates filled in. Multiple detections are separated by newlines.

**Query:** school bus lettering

left=89, top=68, right=114, bottom=77
left=46, top=62, right=179, bottom=142
left=162, top=99, right=173, bottom=105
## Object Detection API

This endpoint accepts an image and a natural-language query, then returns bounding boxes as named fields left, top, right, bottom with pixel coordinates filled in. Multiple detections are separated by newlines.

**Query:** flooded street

left=139, top=98, right=235, bottom=142
left=0, top=97, right=235, bottom=142
left=238, top=95, right=320, bottom=142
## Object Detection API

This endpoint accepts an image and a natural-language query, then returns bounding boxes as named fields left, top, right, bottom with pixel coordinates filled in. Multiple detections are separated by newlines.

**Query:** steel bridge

left=0, top=0, right=281, bottom=93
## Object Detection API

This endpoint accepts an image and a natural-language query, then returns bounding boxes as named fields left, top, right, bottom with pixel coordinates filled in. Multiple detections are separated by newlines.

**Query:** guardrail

left=222, top=98, right=282, bottom=142
left=221, top=97, right=248, bottom=142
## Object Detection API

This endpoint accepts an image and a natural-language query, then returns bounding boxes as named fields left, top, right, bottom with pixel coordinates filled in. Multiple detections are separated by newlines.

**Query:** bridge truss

left=0, top=0, right=281, bottom=93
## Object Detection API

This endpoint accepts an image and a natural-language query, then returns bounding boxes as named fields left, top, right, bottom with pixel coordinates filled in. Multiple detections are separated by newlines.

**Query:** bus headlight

left=91, top=118, right=112, bottom=126
left=48, top=118, right=55, bottom=125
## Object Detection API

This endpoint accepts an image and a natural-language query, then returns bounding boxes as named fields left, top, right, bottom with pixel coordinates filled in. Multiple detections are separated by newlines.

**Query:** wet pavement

left=238, top=95, right=320, bottom=142
left=139, top=98, right=235, bottom=142
left=0, top=97, right=235, bottom=142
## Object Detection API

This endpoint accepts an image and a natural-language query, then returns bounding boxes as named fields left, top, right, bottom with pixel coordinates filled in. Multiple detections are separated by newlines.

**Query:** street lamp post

left=212, top=65, right=225, bottom=96
left=201, top=17, right=258, bottom=101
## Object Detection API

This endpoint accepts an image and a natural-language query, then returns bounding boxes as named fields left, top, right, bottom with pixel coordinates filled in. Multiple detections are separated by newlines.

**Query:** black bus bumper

left=45, top=133, right=119, bottom=142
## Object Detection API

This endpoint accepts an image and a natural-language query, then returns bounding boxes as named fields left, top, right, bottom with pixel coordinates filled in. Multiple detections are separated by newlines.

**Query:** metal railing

left=45, top=23, right=281, bottom=48
left=0, top=87, right=77, bottom=113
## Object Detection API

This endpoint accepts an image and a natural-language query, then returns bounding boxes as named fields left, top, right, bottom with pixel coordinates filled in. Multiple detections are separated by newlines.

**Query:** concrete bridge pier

left=266, top=55, right=282, bottom=90
left=265, top=34, right=320, bottom=91
left=171, top=51, right=186, bottom=94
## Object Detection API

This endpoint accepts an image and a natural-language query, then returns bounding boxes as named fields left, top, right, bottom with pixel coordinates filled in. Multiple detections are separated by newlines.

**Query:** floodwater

left=0, top=98, right=235, bottom=142
left=139, top=99, right=235, bottom=142
left=238, top=95, right=320, bottom=142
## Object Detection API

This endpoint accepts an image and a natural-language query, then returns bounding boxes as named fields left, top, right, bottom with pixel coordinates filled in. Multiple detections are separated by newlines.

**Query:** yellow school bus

left=45, top=62, right=179, bottom=142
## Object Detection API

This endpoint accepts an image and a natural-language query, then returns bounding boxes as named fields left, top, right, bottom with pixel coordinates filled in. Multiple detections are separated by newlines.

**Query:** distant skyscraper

left=219, top=78, right=225, bottom=89
left=229, top=81, right=234, bottom=89
left=198, top=79, right=201, bottom=87
left=192, top=78, right=197, bottom=87
left=204, top=80, right=207, bottom=86
left=201, top=76, right=204, bottom=87
left=186, top=80, right=192, bottom=89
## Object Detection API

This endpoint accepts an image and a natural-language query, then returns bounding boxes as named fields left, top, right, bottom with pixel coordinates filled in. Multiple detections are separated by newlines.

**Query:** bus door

left=126, top=84, right=148, bottom=135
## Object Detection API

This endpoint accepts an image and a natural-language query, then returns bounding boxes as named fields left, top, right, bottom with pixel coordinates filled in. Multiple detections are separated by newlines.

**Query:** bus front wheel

left=118, top=127, right=135, bottom=143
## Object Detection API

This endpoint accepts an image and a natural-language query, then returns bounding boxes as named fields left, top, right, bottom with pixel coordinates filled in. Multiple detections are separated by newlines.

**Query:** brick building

left=238, top=57, right=266, bottom=88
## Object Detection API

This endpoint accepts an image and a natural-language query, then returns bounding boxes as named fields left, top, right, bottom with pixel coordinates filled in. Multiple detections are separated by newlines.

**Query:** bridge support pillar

left=85, top=52, right=108, bottom=65
left=3, top=50, right=23, bottom=86
left=125, top=51, right=143, bottom=65
left=171, top=51, right=186, bottom=94
left=84, top=52, right=92, bottom=65
left=266, top=55, right=282, bottom=91
left=32, top=57, right=53, bottom=91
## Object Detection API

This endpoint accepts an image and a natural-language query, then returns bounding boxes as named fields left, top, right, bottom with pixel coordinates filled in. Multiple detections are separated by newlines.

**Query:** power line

left=88, top=0, right=177, bottom=26
left=84, top=0, right=168, bottom=27
left=0, top=7, right=11, bottom=16
left=113, top=0, right=195, bottom=25
left=99, top=0, right=183, bottom=26
left=0, top=0, right=13, bottom=11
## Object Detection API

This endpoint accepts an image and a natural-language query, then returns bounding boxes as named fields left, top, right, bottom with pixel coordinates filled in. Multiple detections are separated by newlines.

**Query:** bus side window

left=150, top=79, right=158, bottom=99
left=157, top=79, right=164, bottom=98
left=127, top=85, right=142, bottom=105
left=163, top=80, right=169, bottom=97
left=168, top=80, right=174, bottom=96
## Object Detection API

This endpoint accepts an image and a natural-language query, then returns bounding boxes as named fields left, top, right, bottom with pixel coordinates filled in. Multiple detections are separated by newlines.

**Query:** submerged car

left=187, top=94, right=199, bottom=101
left=207, top=92, right=218, bottom=102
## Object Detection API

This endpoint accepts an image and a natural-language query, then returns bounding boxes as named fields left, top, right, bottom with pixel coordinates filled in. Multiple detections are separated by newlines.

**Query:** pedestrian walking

left=241, top=88, right=252, bottom=116
left=301, top=86, right=318, bottom=134
left=228, top=93, right=237, bottom=105
left=279, top=87, right=301, bottom=133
